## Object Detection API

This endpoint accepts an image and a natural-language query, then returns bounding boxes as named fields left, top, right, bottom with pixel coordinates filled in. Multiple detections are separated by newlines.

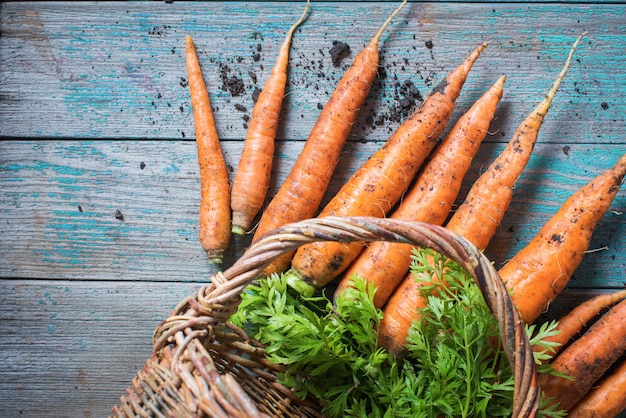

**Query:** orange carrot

left=286, top=42, right=489, bottom=292
left=567, top=359, right=626, bottom=418
left=251, top=0, right=409, bottom=275
left=336, top=74, right=505, bottom=308
left=538, top=298, right=626, bottom=411
left=445, top=32, right=586, bottom=250
left=500, top=153, right=626, bottom=325
left=377, top=34, right=585, bottom=353
left=185, top=35, right=231, bottom=264
left=535, top=289, right=626, bottom=361
left=230, top=2, right=310, bottom=236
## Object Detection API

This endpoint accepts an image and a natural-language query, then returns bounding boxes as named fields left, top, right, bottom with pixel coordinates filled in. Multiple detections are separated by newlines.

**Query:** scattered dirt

left=329, top=40, right=350, bottom=67
left=219, top=64, right=246, bottom=97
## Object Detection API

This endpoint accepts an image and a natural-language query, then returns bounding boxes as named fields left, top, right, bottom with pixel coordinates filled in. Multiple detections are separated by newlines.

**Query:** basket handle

left=153, top=216, right=540, bottom=417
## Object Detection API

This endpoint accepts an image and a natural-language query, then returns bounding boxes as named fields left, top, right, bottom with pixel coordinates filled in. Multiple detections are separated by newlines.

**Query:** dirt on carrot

left=500, top=153, right=626, bottom=325
left=538, top=297, right=626, bottom=411
left=567, top=358, right=626, bottom=418
left=251, top=0, right=409, bottom=276
left=287, top=42, right=489, bottom=292
left=336, top=74, right=506, bottom=309
left=185, top=35, right=231, bottom=264
left=230, top=2, right=310, bottom=236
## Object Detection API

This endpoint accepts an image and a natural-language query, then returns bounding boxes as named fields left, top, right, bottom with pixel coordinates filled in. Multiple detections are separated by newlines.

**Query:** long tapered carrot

left=535, top=289, right=626, bottom=361
left=377, top=35, right=585, bottom=354
left=251, top=0, right=409, bottom=275
left=286, top=42, right=489, bottom=292
left=567, top=358, right=626, bottom=418
left=500, top=153, right=626, bottom=325
left=335, top=74, right=505, bottom=308
left=185, top=35, right=231, bottom=264
left=538, top=298, right=626, bottom=411
left=230, top=2, right=310, bottom=236
left=445, top=32, right=586, bottom=250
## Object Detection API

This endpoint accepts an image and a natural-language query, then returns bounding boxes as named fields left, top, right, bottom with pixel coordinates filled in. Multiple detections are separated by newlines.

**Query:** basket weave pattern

left=112, top=216, right=539, bottom=417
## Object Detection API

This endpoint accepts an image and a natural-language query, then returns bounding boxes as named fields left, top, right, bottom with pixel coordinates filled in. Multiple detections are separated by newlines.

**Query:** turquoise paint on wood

left=0, top=2, right=625, bottom=143
left=1, top=139, right=624, bottom=287
left=1, top=3, right=625, bottom=417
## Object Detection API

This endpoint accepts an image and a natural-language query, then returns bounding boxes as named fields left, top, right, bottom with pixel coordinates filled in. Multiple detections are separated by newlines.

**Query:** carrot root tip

left=285, top=269, right=316, bottom=297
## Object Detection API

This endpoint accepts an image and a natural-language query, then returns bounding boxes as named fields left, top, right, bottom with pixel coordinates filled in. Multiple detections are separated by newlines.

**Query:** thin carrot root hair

left=230, top=1, right=311, bottom=236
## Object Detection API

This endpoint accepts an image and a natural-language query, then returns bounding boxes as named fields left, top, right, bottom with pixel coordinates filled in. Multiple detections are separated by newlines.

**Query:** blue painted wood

left=1, top=140, right=624, bottom=288
left=0, top=2, right=624, bottom=144
left=0, top=2, right=625, bottom=417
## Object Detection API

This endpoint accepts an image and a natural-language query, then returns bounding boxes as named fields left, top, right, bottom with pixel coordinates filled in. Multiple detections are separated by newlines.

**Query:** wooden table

left=1, top=1, right=624, bottom=416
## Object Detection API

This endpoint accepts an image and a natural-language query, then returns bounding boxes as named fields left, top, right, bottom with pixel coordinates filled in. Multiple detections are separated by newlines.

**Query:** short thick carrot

left=535, top=289, right=626, bottom=361
left=567, top=359, right=626, bottom=418
left=538, top=298, right=626, bottom=411
left=287, top=42, right=489, bottom=291
left=251, top=0, right=408, bottom=275
left=500, top=153, right=626, bottom=325
left=185, top=35, right=231, bottom=264
left=230, top=2, right=310, bottom=236
left=336, top=74, right=505, bottom=308
left=377, top=34, right=585, bottom=353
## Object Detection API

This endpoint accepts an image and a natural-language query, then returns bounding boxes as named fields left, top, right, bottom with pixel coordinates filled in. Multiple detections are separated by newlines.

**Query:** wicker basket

left=111, top=216, right=540, bottom=417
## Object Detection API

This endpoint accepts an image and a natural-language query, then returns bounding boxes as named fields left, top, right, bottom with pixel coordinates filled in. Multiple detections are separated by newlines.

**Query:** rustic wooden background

left=1, top=1, right=624, bottom=416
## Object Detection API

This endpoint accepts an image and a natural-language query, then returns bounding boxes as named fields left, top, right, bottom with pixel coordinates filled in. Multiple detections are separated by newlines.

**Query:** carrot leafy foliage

left=230, top=248, right=566, bottom=417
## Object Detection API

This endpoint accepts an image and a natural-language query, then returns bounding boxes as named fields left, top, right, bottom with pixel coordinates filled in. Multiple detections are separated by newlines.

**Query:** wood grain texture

left=0, top=2, right=624, bottom=144
left=0, top=2, right=625, bottom=417
left=1, top=140, right=624, bottom=287
left=0, top=279, right=197, bottom=418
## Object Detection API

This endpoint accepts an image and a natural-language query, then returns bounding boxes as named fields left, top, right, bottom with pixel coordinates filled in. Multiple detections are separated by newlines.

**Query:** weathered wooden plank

left=0, top=280, right=623, bottom=418
left=2, top=140, right=624, bottom=288
left=1, top=2, right=624, bottom=144
left=0, top=279, right=197, bottom=418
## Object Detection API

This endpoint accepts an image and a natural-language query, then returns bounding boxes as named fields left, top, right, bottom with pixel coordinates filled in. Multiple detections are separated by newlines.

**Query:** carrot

left=445, top=32, right=586, bottom=250
left=286, top=42, right=489, bottom=292
left=230, top=2, right=310, bottom=236
left=251, top=0, right=409, bottom=275
left=500, top=153, right=626, bottom=325
left=336, top=74, right=506, bottom=308
left=377, top=34, right=585, bottom=353
left=567, top=358, right=626, bottom=418
left=538, top=298, right=626, bottom=411
left=535, top=289, right=626, bottom=361
left=185, top=35, right=231, bottom=264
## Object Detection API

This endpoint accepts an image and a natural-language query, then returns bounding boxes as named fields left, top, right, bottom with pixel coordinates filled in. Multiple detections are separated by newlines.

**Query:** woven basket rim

left=113, top=216, right=540, bottom=418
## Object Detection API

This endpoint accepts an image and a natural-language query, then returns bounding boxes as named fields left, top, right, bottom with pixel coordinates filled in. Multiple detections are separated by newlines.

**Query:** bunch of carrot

left=182, top=2, right=625, bottom=415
